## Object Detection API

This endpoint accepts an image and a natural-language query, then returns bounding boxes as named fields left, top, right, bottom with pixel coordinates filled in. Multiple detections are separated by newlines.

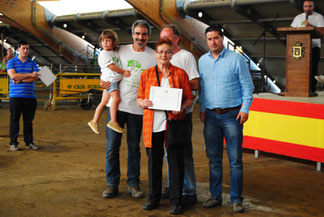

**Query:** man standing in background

left=291, top=0, right=324, bottom=93
left=160, top=25, right=199, bottom=205
left=7, top=40, right=39, bottom=151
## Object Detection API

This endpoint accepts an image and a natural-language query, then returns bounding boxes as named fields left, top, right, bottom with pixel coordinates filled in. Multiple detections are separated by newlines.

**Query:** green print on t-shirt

left=112, top=56, right=121, bottom=68
left=125, top=60, right=145, bottom=88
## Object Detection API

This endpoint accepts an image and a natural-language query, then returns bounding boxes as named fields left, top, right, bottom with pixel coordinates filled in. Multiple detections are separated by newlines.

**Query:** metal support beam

left=74, top=13, right=101, bottom=34
left=210, top=17, right=294, bottom=25
left=101, top=10, right=131, bottom=34
left=230, top=4, right=285, bottom=45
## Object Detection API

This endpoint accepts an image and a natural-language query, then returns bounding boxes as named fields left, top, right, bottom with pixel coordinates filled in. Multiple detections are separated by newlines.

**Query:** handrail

left=226, top=40, right=251, bottom=67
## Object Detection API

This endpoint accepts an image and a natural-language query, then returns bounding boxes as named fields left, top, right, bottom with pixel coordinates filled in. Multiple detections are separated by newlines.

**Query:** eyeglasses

left=156, top=50, right=172, bottom=55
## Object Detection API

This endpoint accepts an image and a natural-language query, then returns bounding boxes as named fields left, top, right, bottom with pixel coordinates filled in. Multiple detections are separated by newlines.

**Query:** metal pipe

left=210, top=17, right=293, bottom=25
left=230, top=37, right=285, bottom=41
left=186, top=0, right=232, bottom=9
left=50, top=9, right=134, bottom=26
left=235, top=0, right=288, bottom=5
left=184, top=0, right=290, bottom=10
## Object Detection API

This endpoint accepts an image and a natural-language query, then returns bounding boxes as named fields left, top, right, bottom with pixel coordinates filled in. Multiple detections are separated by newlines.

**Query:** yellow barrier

left=0, top=72, right=9, bottom=100
left=46, top=72, right=103, bottom=110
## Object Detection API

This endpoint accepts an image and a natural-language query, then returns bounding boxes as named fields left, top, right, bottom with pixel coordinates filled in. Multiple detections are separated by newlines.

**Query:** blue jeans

left=203, top=108, right=243, bottom=204
left=105, top=108, right=142, bottom=187
left=165, top=112, right=196, bottom=196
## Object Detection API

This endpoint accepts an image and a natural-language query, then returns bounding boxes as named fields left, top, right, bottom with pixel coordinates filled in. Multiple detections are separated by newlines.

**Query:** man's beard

left=136, top=40, right=146, bottom=48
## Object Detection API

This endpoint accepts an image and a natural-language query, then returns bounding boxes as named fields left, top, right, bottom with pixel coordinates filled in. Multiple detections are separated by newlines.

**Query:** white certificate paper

left=38, top=66, right=56, bottom=86
left=148, top=86, right=183, bottom=111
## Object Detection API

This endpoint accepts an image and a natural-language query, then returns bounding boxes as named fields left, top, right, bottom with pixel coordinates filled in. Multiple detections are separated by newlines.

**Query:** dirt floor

left=0, top=101, right=324, bottom=217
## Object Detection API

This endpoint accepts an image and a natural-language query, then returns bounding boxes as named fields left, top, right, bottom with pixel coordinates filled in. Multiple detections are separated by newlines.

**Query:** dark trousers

left=146, top=131, right=165, bottom=204
left=311, top=47, right=320, bottom=93
left=167, top=145, right=185, bottom=206
left=165, top=112, right=196, bottom=196
left=9, top=97, right=37, bottom=146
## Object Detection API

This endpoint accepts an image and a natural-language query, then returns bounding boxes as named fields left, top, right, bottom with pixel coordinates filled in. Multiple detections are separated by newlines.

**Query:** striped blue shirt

left=7, top=56, right=38, bottom=98
left=198, top=48, right=254, bottom=114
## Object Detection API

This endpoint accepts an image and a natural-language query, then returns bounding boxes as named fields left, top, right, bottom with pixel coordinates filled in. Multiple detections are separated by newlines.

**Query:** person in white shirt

left=159, top=25, right=199, bottom=206
left=88, top=30, right=130, bottom=134
left=291, top=0, right=324, bottom=92
left=100, top=20, right=157, bottom=199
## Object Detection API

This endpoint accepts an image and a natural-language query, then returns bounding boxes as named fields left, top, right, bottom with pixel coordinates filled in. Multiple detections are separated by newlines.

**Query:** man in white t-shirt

left=101, top=20, right=157, bottom=199
left=291, top=0, right=324, bottom=92
left=160, top=25, right=199, bottom=205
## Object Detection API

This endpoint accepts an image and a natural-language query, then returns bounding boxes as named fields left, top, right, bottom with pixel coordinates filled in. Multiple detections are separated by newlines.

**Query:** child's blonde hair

left=99, top=29, right=119, bottom=50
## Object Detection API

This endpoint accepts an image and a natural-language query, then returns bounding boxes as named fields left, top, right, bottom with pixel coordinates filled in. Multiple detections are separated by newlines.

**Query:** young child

left=88, top=30, right=130, bottom=134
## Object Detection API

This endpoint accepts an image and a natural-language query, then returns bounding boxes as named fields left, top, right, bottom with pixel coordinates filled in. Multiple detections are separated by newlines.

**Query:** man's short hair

left=18, top=40, right=29, bottom=48
left=304, top=0, right=314, bottom=6
left=205, top=25, right=224, bottom=37
left=161, top=25, right=180, bottom=37
left=161, top=25, right=180, bottom=45
left=131, top=20, right=151, bottom=36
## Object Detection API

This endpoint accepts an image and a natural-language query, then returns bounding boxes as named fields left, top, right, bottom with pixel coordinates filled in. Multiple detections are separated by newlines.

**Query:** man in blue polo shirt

left=198, top=26, right=254, bottom=213
left=7, top=40, right=39, bottom=151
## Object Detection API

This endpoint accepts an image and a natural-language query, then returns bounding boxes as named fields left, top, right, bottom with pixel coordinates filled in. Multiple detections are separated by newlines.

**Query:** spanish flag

left=243, top=98, right=324, bottom=163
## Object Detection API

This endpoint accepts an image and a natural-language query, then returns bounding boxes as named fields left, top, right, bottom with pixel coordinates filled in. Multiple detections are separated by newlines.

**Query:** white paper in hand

left=148, top=86, right=183, bottom=111
left=38, top=66, right=56, bottom=86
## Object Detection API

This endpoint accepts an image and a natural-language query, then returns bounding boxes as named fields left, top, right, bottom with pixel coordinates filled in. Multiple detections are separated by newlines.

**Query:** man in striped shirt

left=7, top=40, right=40, bottom=151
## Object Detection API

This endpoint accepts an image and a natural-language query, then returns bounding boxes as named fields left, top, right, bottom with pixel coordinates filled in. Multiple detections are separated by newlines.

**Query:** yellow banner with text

left=59, top=79, right=103, bottom=95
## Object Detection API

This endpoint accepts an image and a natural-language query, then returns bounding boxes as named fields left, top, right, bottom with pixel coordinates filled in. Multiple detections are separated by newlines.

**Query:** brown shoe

left=142, top=200, right=159, bottom=210
left=233, top=201, right=244, bottom=213
left=88, top=120, right=99, bottom=134
left=107, top=121, right=123, bottom=133
left=26, top=143, right=40, bottom=150
left=102, top=186, right=118, bottom=198
left=127, top=186, right=144, bottom=198
left=202, top=197, right=222, bottom=208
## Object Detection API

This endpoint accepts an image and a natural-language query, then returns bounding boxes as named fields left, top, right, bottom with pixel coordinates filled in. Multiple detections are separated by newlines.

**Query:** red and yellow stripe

left=243, top=98, right=324, bottom=162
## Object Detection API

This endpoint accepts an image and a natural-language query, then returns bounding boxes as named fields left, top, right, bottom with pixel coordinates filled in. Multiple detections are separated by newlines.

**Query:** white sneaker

left=26, top=144, right=40, bottom=150
left=315, top=75, right=324, bottom=83
left=10, top=145, right=19, bottom=151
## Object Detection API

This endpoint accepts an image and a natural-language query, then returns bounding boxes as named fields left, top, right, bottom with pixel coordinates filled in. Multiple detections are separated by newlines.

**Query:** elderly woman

left=137, top=39, right=193, bottom=215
